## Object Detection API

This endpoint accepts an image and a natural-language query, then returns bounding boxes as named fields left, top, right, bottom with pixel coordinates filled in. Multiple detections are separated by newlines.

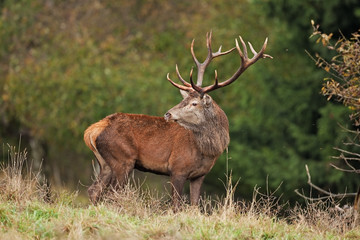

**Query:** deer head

left=164, top=90, right=214, bottom=130
left=164, top=31, right=272, bottom=129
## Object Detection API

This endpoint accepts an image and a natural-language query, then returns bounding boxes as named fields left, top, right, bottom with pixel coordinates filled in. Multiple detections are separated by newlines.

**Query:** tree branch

left=330, top=163, right=360, bottom=174
left=333, top=147, right=360, bottom=159
left=295, top=165, right=357, bottom=200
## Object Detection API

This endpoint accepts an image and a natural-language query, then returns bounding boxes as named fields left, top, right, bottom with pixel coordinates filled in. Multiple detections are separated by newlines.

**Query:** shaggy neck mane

left=186, top=103, right=230, bottom=157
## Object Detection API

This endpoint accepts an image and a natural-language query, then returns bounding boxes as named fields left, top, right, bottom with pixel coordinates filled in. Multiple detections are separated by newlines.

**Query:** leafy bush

left=311, top=21, right=360, bottom=125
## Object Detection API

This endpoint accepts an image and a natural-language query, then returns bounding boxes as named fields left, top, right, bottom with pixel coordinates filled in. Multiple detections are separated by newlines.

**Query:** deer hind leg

left=88, top=151, right=112, bottom=204
left=101, top=137, right=138, bottom=190
left=106, top=156, right=136, bottom=190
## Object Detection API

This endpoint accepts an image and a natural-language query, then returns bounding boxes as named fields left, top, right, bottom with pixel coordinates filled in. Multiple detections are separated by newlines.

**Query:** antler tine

left=214, top=70, right=219, bottom=87
left=209, top=30, right=236, bottom=57
left=188, top=66, right=204, bottom=94
left=189, top=70, right=203, bottom=93
left=191, top=39, right=200, bottom=66
left=198, top=69, right=219, bottom=98
left=189, top=67, right=194, bottom=88
left=190, top=67, right=194, bottom=82
left=206, top=31, right=212, bottom=51
left=238, top=36, right=248, bottom=60
left=248, top=41, right=257, bottom=56
left=176, top=64, right=192, bottom=87
left=248, top=38, right=272, bottom=60
left=235, top=38, right=244, bottom=59
left=166, top=73, right=192, bottom=91
left=260, top=38, right=273, bottom=59
left=214, top=45, right=236, bottom=57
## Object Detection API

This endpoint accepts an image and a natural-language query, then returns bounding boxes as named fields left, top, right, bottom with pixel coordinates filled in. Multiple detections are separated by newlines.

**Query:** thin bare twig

left=295, top=165, right=357, bottom=200
left=333, top=147, right=360, bottom=159
left=330, top=163, right=360, bottom=174
left=332, top=156, right=360, bottom=161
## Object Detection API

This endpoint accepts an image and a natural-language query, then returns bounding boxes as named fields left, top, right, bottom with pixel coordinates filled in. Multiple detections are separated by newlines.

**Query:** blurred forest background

left=1, top=0, right=359, bottom=202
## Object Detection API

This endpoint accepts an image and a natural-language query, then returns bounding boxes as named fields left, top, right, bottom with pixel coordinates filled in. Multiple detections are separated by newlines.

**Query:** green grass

left=0, top=146, right=359, bottom=239
left=0, top=197, right=358, bottom=239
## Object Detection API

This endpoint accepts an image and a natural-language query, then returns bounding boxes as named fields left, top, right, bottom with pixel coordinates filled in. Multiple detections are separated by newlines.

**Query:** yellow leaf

left=349, top=106, right=356, bottom=111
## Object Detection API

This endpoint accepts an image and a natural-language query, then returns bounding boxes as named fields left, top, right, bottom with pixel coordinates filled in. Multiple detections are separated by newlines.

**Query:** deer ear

left=202, top=94, right=212, bottom=107
left=180, top=90, right=189, bottom=99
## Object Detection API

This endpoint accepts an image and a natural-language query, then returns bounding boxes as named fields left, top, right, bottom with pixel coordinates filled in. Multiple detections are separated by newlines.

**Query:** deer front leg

left=190, top=175, right=205, bottom=205
left=171, top=175, right=187, bottom=211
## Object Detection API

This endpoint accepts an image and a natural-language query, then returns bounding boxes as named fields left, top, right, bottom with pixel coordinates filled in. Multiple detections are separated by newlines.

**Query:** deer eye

left=191, top=102, right=198, bottom=106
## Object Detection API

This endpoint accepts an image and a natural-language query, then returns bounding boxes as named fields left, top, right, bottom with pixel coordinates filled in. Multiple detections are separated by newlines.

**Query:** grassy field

left=0, top=147, right=359, bottom=239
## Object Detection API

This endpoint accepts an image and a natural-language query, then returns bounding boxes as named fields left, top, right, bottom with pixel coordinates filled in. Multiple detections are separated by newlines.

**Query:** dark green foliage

left=257, top=0, right=360, bottom=45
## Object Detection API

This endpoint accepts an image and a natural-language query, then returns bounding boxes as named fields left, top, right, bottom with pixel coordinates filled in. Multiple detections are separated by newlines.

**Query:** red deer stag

left=84, top=32, right=272, bottom=208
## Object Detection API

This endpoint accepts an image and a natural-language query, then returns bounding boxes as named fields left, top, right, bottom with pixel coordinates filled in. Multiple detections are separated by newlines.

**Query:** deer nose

left=164, top=112, right=171, bottom=121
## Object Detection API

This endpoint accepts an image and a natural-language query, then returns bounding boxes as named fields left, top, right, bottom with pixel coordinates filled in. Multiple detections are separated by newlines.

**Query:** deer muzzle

left=164, top=112, right=172, bottom=121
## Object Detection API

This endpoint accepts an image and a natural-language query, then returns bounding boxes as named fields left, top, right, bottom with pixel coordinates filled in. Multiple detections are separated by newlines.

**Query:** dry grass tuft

left=100, top=176, right=170, bottom=217
left=0, top=144, right=50, bottom=203
left=290, top=199, right=359, bottom=234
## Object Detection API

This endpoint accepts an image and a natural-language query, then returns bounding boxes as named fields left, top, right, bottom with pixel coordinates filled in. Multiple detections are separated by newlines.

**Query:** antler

left=200, top=36, right=273, bottom=94
left=167, top=32, right=273, bottom=96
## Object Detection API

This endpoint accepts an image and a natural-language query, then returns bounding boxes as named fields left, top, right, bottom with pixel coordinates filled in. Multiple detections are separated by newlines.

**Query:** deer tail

left=84, top=119, right=109, bottom=152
